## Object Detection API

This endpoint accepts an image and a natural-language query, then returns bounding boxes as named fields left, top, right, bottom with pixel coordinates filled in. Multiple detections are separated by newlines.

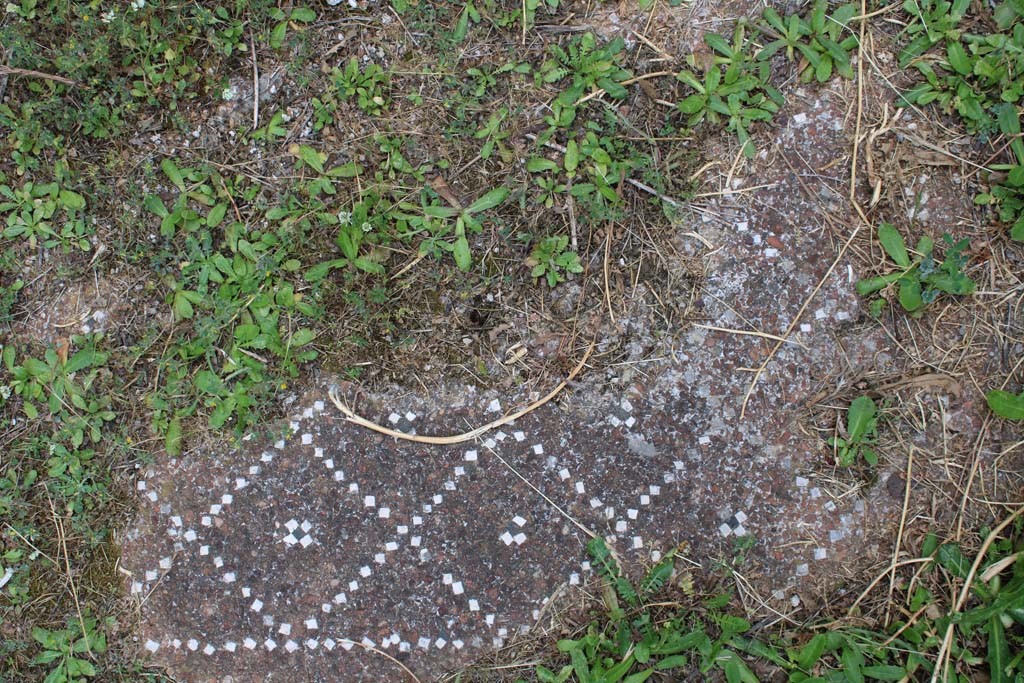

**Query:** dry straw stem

left=0, top=64, right=77, bottom=85
left=328, top=340, right=595, bottom=444
left=336, top=638, right=422, bottom=683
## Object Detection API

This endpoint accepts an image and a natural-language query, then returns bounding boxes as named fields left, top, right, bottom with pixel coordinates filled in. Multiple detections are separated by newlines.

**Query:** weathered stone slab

left=120, top=87, right=923, bottom=682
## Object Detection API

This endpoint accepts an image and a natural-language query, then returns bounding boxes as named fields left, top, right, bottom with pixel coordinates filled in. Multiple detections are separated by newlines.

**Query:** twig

left=0, top=65, right=77, bottom=86
left=48, top=496, right=92, bottom=659
left=329, top=341, right=595, bottom=444
left=693, top=322, right=809, bottom=349
left=250, top=34, right=259, bottom=130
left=336, top=638, right=422, bottom=683
left=604, top=228, right=615, bottom=324
left=885, top=449, right=914, bottom=627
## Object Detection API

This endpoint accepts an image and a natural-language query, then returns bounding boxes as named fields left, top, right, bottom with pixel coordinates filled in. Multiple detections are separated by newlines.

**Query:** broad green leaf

left=986, top=390, right=1024, bottom=420
left=841, top=645, right=865, bottom=683
left=846, top=396, right=876, bottom=442
left=194, top=370, right=223, bottom=395
left=173, top=290, right=195, bottom=319
left=290, top=328, right=316, bottom=347
left=565, top=140, right=580, bottom=174
left=165, top=418, right=182, bottom=456
left=466, top=187, right=509, bottom=214
left=23, top=358, right=52, bottom=380
left=945, top=39, right=972, bottom=75
left=290, top=7, right=316, bottom=21
left=656, top=654, right=689, bottom=670
left=877, top=223, right=910, bottom=267
left=855, top=272, right=902, bottom=295
left=598, top=77, right=629, bottom=99
left=305, top=259, right=346, bottom=282
left=624, top=670, right=653, bottom=683
left=210, top=396, right=235, bottom=428
left=207, top=203, right=227, bottom=228
left=144, top=194, right=169, bottom=217
left=527, top=157, right=560, bottom=173
left=64, top=348, right=105, bottom=374
left=69, top=657, right=96, bottom=677
left=59, top=189, right=86, bottom=210
left=937, top=543, right=969, bottom=578
left=862, top=665, right=908, bottom=681
left=453, top=236, right=472, bottom=271
left=1010, top=218, right=1024, bottom=241
left=352, top=257, right=385, bottom=275
left=327, top=162, right=363, bottom=177
left=987, top=615, right=1010, bottom=683
left=424, top=205, right=460, bottom=219
left=704, top=33, right=734, bottom=58
left=270, top=20, right=287, bottom=49
left=290, top=144, right=325, bottom=174
left=161, top=158, right=186, bottom=191
left=898, top=277, right=923, bottom=311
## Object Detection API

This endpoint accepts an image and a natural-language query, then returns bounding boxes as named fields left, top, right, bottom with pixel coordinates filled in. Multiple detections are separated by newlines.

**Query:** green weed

left=331, top=57, right=391, bottom=116
left=31, top=617, right=108, bottom=683
left=527, top=236, right=583, bottom=287
left=856, top=224, right=975, bottom=316
left=828, top=395, right=879, bottom=467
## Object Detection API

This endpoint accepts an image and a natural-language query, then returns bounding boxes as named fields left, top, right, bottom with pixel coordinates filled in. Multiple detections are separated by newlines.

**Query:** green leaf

left=678, top=94, right=707, bottom=115
left=796, top=634, right=829, bottom=670
left=624, top=670, right=653, bottom=683
left=59, top=189, right=86, bottom=210
left=1010, top=218, right=1024, bottom=241
left=210, top=396, right=235, bottom=428
left=194, top=370, right=223, bottom=395
left=527, top=157, right=560, bottom=173
left=987, top=615, right=1010, bottom=683
left=69, top=657, right=96, bottom=677
left=564, top=140, right=580, bottom=174
left=937, top=543, right=969, bottom=578
left=64, top=348, right=105, bottom=374
left=656, top=654, right=689, bottom=670
left=453, top=236, right=472, bottom=271
left=161, top=158, right=186, bottom=191
left=305, top=258, right=346, bottom=282
left=639, top=556, right=674, bottom=597
left=986, top=390, right=1024, bottom=420
left=424, top=206, right=460, bottom=218
left=846, top=396, right=876, bottom=442
left=898, top=276, right=923, bottom=311
left=466, top=188, right=509, bottom=215
left=165, top=418, right=182, bottom=456
left=207, top=203, right=227, bottom=228
left=705, top=33, right=734, bottom=58
left=352, top=257, right=385, bottom=275
left=598, top=77, right=629, bottom=99
left=270, top=20, right=287, bottom=49
left=290, top=328, right=316, bottom=347
left=290, top=7, right=316, bottom=22
left=173, top=290, right=195, bottom=319
left=862, top=665, right=908, bottom=681
left=841, top=645, right=865, bottom=683
left=877, top=223, right=910, bottom=267
left=945, top=39, right=972, bottom=75
left=143, top=194, right=169, bottom=217
left=291, top=144, right=325, bottom=174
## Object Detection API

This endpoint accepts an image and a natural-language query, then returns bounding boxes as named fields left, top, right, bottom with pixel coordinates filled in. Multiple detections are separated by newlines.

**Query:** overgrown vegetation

left=521, top=523, right=1024, bottom=683
left=0, top=0, right=1021, bottom=680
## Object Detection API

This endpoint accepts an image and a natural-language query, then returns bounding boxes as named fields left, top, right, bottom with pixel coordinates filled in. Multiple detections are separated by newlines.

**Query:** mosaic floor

left=120, top=87, right=915, bottom=682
